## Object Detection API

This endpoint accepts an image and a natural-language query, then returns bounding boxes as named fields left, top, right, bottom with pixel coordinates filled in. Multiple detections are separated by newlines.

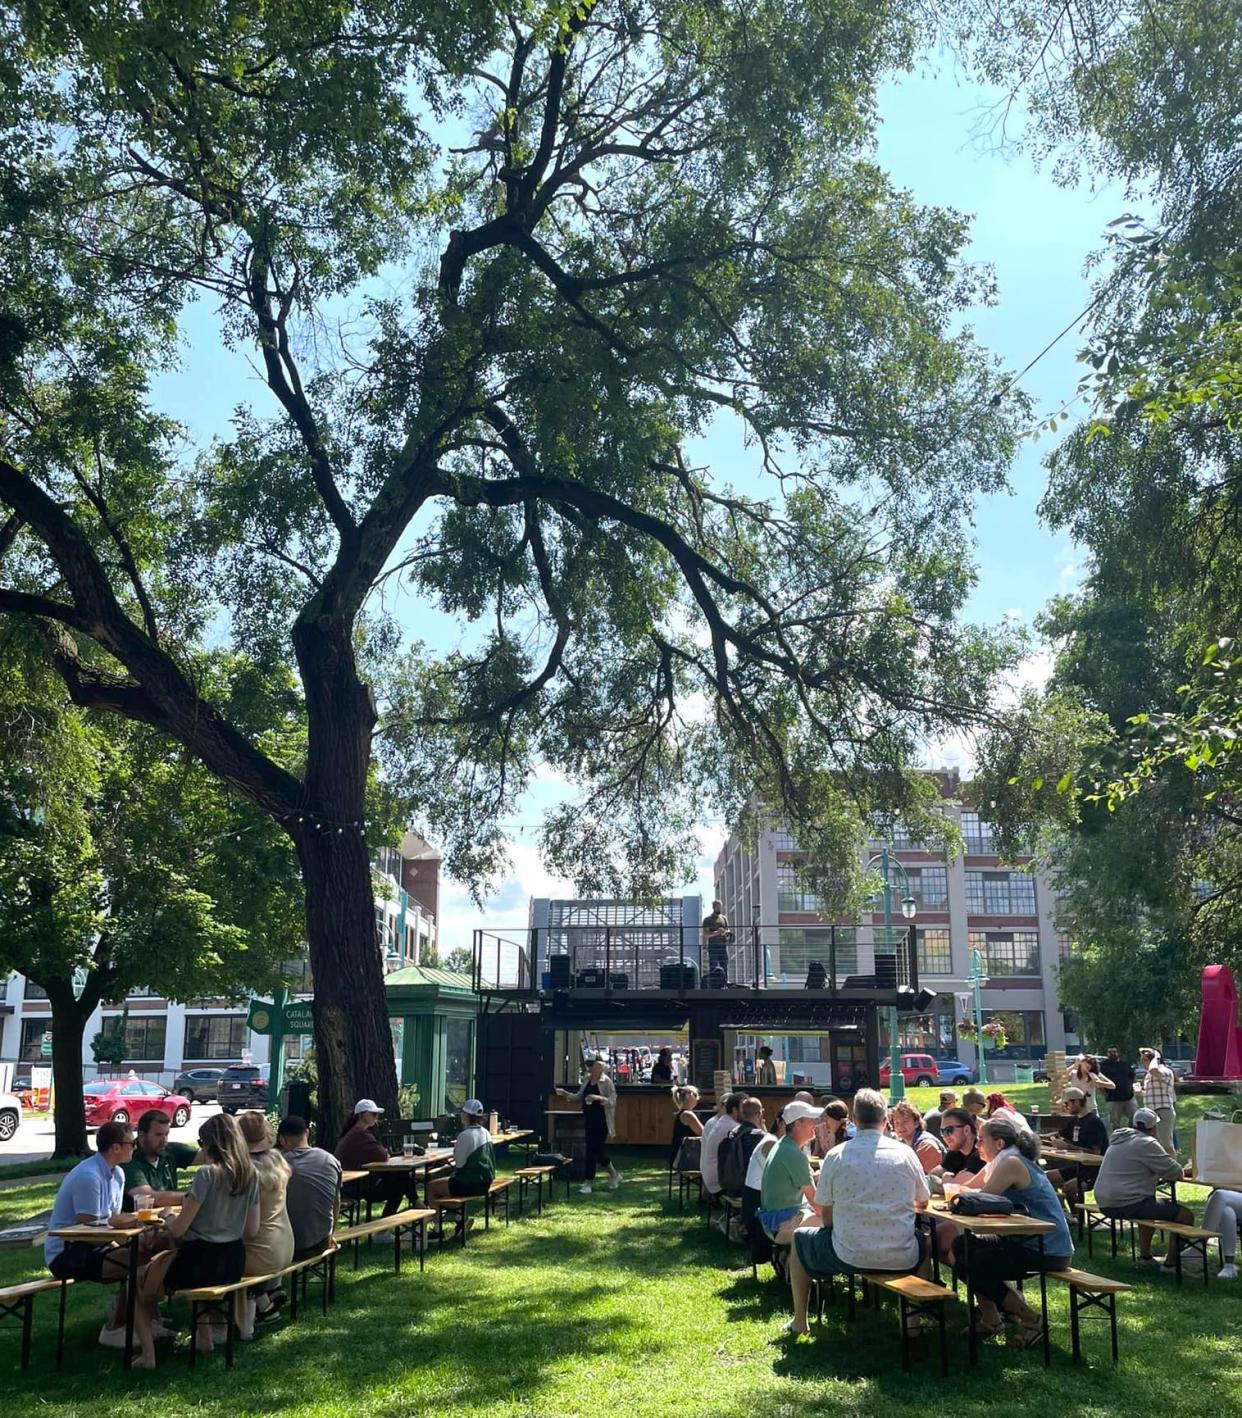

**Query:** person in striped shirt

left=1136, top=1048, right=1178, bottom=1155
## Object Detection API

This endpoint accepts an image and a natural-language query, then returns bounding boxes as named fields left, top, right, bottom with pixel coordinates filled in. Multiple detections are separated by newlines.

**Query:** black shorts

left=447, top=1176, right=491, bottom=1199
left=1100, top=1196, right=1181, bottom=1223
left=165, top=1238, right=246, bottom=1293
left=49, top=1242, right=119, bottom=1283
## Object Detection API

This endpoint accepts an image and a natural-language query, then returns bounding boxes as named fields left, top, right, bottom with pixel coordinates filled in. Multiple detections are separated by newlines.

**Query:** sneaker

left=1218, top=1263, right=1237, bottom=1280
left=98, top=1324, right=137, bottom=1351
left=579, top=1183, right=593, bottom=1195
left=608, top=1172, right=623, bottom=1190
left=1136, top=1256, right=1160, bottom=1268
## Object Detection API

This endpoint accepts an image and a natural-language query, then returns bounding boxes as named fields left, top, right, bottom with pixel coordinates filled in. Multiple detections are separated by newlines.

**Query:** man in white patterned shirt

left=1136, top=1048, right=1178, bottom=1155
left=783, top=1089, right=931, bottom=1335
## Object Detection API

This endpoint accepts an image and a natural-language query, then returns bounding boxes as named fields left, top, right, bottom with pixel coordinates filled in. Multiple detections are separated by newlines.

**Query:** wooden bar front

left=545, top=1085, right=829, bottom=1147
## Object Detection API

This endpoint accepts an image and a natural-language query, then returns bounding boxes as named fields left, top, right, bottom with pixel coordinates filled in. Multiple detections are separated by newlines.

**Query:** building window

left=981, top=1009, right=1046, bottom=1058
left=19, top=1017, right=50, bottom=1060
left=281, top=958, right=314, bottom=994
left=445, top=1017, right=473, bottom=1111
left=917, top=928, right=953, bottom=976
left=778, top=928, right=858, bottom=978
left=906, top=865, right=949, bottom=909
left=1056, top=931, right=1077, bottom=960
left=183, top=1014, right=246, bottom=1061
left=109, top=1015, right=166, bottom=1062
left=776, top=863, right=823, bottom=913
left=960, top=811, right=995, bottom=854
left=772, top=828, right=798, bottom=850
left=969, top=930, right=1041, bottom=977
left=965, top=871, right=1036, bottom=916
left=23, top=979, right=48, bottom=1001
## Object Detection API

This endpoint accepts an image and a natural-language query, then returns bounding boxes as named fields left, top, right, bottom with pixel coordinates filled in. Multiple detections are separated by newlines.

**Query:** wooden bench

left=1133, top=1219, right=1217, bottom=1284
left=1076, top=1203, right=1127, bottom=1258
left=181, top=1243, right=341, bottom=1368
left=860, top=1273, right=956, bottom=1375
left=672, top=1169, right=701, bottom=1213
left=334, top=1208, right=435, bottom=1276
left=427, top=1178, right=515, bottom=1247
left=1, top=1278, right=71, bottom=1370
left=514, top=1165, right=557, bottom=1217
left=1046, top=1268, right=1130, bottom=1364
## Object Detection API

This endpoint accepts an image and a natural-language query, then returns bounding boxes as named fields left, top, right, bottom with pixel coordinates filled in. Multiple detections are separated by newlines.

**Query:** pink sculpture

left=1193, top=965, right=1242, bottom=1079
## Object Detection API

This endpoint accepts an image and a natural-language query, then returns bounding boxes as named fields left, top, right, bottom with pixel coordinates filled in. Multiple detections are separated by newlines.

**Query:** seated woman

left=812, top=1100, right=851, bottom=1159
left=135, top=1113, right=258, bottom=1368
left=426, top=1101, right=497, bottom=1234
left=669, top=1085, right=704, bottom=1167
left=237, top=1111, right=294, bottom=1338
left=948, top=1117, right=1073, bottom=1345
left=890, top=1101, right=945, bottom=1173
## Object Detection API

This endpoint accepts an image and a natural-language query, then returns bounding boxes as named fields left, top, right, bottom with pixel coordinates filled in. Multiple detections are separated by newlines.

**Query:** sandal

left=972, top=1309, right=1005, bottom=1338
left=1011, top=1319, right=1045, bottom=1349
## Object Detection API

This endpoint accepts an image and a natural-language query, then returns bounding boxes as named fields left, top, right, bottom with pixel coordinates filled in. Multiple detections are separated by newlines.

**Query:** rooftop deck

left=472, top=923, right=922, bottom=1003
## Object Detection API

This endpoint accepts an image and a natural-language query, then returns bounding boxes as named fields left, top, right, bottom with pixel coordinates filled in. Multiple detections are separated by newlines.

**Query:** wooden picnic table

left=48, top=1220, right=159, bottom=1370
left=1041, top=1146, right=1106, bottom=1167
left=340, top=1170, right=369, bottom=1185
left=363, top=1148, right=455, bottom=1174
left=923, top=1199, right=1058, bottom=1367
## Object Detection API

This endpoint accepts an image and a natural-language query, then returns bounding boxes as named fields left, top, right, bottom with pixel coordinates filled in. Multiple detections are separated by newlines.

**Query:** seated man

left=930, top=1107, right=986, bottom=1183
left=700, top=1093, right=743, bottom=1204
left=757, top=1101, right=823, bottom=1247
left=786, top=1089, right=931, bottom=1335
left=1092, top=1106, right=1191, bottom=1266
left=123, top=1109, right=200, bottom=1209
left=426, top=1100, right=497, bottom=1232
left=1044, top=1087, right=1109, bottom=1207
left=335, top=1098, right=415, bottom=1219
left=923, top=1090, right=957, bottom=1141
left=45, top=1121, right=145, bottom=1349
left=278, top=1114, right=342, bottom=1261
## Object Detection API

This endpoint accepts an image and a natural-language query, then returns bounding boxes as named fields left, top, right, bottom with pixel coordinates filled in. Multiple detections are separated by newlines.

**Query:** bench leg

left=225, top=1304, right=235, bottom=1370
left=899, top=1296, right=910, bottom=1374
left=329, top=1251, right=338, bottom=1304
left=395, top=1223, right=403, bottom=1274
left=1039, top=1262, right=1050, bottom=1369
left=290, top=1271, right=300, bottom=1321
left=847, top=1272, right=856, bottom=1321
left=56, top=1279, right=68, bottom=1369
left=19, top=1294, right=33, bottom=1371
left=460, top=1204, right=469, bottom=1247
left=1109, top=1293, right=1119, bottom=1365
left=937, top=1297, right=948, bottom=1377
left=1070, top=1286, right=1081, bottom=1364
left=418, top=1218, right=426, bottom=1274
left=190, top=1301, right=200, bottom=1368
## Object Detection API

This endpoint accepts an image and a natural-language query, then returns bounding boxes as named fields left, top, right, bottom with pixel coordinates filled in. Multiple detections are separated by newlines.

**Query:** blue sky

left=151, top=60, right=1119, bottom=952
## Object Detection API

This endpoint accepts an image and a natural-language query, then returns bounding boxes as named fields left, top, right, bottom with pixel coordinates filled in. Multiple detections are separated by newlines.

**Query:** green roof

left=384, top=965, right=476, bottom=992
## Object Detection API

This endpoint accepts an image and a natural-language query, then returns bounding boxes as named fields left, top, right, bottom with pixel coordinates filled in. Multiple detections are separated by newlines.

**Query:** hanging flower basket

left=957, top=1019, right=1008, bottom=1050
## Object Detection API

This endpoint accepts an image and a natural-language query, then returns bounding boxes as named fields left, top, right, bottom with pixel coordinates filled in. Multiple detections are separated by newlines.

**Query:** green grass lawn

left=1, top=1097, right=1240, bottom=1416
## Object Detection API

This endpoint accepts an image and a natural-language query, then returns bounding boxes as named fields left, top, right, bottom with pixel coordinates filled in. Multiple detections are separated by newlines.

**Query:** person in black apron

left=556, top=1060, right=622, bottom=1194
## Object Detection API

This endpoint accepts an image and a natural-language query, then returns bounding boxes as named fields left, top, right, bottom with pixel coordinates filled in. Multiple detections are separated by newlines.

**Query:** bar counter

left=546, top=1084, right=829, bottom=1147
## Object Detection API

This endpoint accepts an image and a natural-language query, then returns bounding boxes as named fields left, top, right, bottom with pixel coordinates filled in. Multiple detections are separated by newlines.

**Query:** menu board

left=692, top=1038, right=721, bottom=1093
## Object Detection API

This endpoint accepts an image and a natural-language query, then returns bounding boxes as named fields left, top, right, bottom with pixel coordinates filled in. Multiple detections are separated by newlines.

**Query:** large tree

left=969, top=1, right=1242, bottom=1031
left=0, top=2, right=1023, bottom=1137
left=0, top=647, right=304, bottom=1155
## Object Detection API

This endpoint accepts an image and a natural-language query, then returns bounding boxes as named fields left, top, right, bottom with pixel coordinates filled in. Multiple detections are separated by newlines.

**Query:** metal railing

left=472, top=924, right=917, bottom=996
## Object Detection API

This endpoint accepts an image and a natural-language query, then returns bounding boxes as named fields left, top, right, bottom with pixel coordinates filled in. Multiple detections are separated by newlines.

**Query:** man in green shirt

left=122, top=1110, right=200, bottom=1208
left=758, top=1101, right=822, bottom=1245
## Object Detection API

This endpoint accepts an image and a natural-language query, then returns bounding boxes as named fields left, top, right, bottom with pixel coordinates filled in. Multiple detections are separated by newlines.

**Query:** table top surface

left=340, top=1170, right=369, bottom=1183
left=495, top=1129, right=535, bottom=1141
left=926, top=1200, right=1057, bottom=1235
left=49, top=1222, right=149, bottom=1244
left=365, top=1149, right=454, bottom=1171
left=1042, top=1147, right=1106, bottom=1166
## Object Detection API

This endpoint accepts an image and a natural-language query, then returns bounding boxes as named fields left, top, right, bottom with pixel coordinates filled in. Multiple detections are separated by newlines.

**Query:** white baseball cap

left=782, top=1100, right=824, bottom=1124
left=353, top=1098, right=384, bottom=1116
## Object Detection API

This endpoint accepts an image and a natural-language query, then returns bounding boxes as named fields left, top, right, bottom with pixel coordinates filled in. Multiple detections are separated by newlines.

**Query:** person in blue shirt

left=45, top=1120, right=145, bottom=1348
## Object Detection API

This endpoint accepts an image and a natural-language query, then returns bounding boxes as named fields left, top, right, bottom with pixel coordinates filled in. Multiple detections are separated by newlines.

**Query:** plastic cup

left=402, top=1137, right=415, bottom=1159
left=942, top=1182, right=963, bottom=1203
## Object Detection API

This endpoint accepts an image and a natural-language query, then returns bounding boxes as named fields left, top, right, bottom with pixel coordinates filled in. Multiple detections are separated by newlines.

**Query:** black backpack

left=717, top=1124, right=748, bottom=1195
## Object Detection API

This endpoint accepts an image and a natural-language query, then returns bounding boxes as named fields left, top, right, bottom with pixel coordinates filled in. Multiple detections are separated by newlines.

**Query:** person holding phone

left=556, top=1058, right=621, bottom=1194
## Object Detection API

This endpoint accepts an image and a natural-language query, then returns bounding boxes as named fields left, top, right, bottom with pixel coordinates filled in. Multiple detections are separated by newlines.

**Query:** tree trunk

left=296, top=819, right=398, bottom=1145
left=44, top=985, right=92, bottom=1158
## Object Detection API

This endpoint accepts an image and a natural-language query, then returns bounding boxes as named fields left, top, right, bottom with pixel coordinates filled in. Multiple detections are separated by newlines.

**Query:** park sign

left=246, top=997, right=314, bottom=1036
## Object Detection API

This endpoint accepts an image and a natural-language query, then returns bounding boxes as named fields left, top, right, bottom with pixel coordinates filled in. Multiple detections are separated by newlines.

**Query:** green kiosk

left=384, top=966, right=479, bottom=1118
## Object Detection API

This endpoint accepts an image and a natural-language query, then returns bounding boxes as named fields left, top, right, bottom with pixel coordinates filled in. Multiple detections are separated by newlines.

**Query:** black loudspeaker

left=804, top=961, right=827, bottom=990
left=703, top=966, right=727, bottom=990
left=875, top=955, right=898, bottom=990
left=576, top=967, right=608, bottom=988
left=660, top=960, right=699, bottom=990
left=548, top=954, right=572, bottom=988
left=608, top=972, right=629, bottom=990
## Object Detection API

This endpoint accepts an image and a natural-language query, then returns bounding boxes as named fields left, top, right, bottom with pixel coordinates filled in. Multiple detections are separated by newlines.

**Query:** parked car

left=12, top=1074, right=37, bottom=1108
left=0, top=1090, right=20, bottom=1141
left=82, top=1079, right=192, bottom=1128
left=878, top=1053, right=939, bottom=1088
left=173, top=1067, right=225, bottom=1104
left=217, top=1064, right=270, bottom=1114
left=933, top=1058, right=977, bottom=1086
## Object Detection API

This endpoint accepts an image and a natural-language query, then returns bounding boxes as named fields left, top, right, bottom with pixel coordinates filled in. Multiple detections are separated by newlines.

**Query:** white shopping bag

left=1194, top=1115, right=1242, bottom=1187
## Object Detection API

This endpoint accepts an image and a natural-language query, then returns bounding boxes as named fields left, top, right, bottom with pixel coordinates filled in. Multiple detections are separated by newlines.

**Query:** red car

left=83, top=1078, right=192, bottom=1128
left=877, top=1053, right=939, bottom=1088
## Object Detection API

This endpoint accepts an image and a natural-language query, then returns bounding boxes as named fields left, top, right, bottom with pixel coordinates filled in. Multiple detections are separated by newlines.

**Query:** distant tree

left=0, top=649, right=303, bottom=1156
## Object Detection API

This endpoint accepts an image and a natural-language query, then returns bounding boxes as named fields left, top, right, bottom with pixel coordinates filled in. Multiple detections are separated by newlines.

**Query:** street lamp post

left=867, top=847, right=917, bottom=1105
left=967, top=946, right=989, bottom=1087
